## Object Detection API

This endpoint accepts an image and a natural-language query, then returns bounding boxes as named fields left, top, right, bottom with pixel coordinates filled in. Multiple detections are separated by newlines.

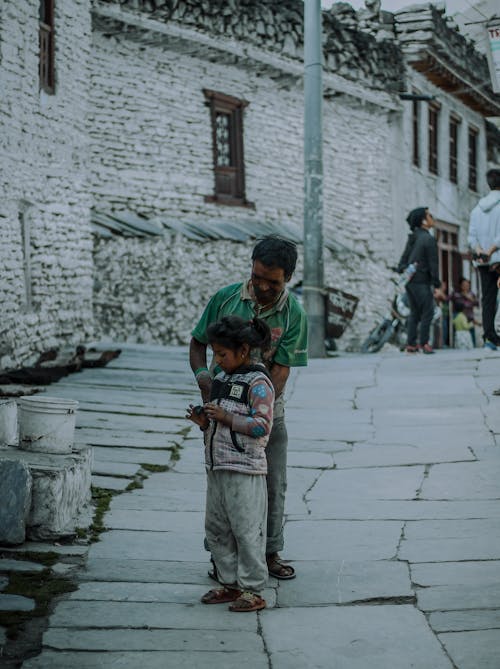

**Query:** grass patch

left=140, top=463, right=169, bottom=473
left=125, top=480, right=144, bottom=491
left=169, top=442, right=182, bottom=462
left=89, top=486, right=117, bottom=542
left=0, top=550, right=59, bottom=568
left=0, top=569, right=77, bottom=639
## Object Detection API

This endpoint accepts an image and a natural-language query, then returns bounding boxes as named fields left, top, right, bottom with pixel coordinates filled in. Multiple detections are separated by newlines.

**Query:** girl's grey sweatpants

left=205, top=469, right=268, bottom=593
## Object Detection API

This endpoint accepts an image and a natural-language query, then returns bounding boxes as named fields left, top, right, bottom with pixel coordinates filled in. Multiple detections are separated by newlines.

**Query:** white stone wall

left=92, top=228, right=391, bottom=352
left=391, top=70, right=488, bottom=262
left=90, top=31, right=396, bottom=349
left=0, top=0, right=94, bottom=370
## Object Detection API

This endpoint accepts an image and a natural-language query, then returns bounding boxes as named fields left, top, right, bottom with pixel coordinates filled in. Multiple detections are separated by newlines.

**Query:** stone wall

left=92, top=229, right=394, bottom=352
left=0, top=0, right=94, bottom=371
left=89, top=20, right=398, bottom=348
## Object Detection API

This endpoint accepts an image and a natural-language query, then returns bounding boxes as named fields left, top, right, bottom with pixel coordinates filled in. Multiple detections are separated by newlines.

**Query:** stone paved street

left=11, top=344, right=500, bottom=668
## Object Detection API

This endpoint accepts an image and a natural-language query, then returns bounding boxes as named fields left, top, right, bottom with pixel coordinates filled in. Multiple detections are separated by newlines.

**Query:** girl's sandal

left=229, top=591, right=266, bottom=612
left=201, top=587, right=241, bottom=605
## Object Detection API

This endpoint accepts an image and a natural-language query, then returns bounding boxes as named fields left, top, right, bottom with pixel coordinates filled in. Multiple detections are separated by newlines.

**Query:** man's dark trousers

left=478, top=266, right=500, bottom=344
left=406, top=283, right=434, bottom=346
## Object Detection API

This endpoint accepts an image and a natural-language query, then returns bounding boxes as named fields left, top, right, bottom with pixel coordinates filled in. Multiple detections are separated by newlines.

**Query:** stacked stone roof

left=92, top=0, right=405, bottom=92
left=394, top=3, right=500, bottom=116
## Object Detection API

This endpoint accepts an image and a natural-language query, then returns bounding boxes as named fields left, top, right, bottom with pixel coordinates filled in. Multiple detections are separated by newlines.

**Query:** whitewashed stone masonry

left=90, top=30, right=397, bottom=348
left=0, top=0, right=94, bottom=371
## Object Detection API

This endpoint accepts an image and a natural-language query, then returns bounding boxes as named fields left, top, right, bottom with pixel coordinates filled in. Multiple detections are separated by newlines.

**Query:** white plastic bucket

left=17, top=396, right=79, bottom=454
left=0, top=399, right=18, bottom=447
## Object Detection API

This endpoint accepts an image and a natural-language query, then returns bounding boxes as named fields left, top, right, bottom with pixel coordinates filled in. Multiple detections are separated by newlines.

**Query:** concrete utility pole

left=303, top=0, right=325, bottom=358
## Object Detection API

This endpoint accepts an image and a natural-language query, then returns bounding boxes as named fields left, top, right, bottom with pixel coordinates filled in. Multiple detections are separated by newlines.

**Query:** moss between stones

left=0, top=562, right=77, bottom=640
left=140, top=463, right=169, bottom=473
left=89, top=486, right=116, bottom=542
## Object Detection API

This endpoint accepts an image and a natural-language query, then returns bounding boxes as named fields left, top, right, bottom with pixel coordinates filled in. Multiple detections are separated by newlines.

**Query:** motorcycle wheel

left=361, top=319, right=394, bottom=353
left=395, top=325, right=407, bottom=351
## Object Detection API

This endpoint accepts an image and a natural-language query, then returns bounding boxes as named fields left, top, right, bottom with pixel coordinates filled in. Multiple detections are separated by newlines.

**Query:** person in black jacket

left=398, top=207, right=442, bottom=354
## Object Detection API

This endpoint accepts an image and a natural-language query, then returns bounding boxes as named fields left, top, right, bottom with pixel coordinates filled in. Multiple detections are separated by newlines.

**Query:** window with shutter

left=203, top=89, right=253, bottom=208
left=428, top=102, right=440, bottom=175
left=468, top=126, right=478, bottom=192
left=39, top=0, right=55, bottom=93
left=449, top=114, right=461, bottom=184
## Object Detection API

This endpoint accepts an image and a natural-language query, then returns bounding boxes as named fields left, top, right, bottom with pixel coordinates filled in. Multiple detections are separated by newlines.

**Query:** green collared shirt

left=191, top=282, right=308, bottom=369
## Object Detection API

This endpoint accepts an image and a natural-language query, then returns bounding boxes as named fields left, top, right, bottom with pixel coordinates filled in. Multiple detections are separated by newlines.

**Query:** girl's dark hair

left=207, top=315, right=271, bottom=353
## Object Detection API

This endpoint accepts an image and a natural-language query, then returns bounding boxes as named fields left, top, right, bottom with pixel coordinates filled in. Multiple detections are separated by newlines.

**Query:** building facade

left=1, top=1, right=499, bottom=366
left=0, top=0, right=94, bottom=369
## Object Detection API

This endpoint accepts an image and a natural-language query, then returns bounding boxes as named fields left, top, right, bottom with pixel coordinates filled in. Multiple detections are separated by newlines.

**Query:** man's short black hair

left=486, top=169, right=500, bottom=190
left=251, top=236, right=298, bottom=280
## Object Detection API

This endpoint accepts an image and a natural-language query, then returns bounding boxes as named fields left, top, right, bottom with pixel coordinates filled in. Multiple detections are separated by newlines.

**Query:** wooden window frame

left=39, top=0, right=55, bottom=94
left=203, top=89, right=253, bottom=208
left=428, top=101, right=440, bottom=176
left=412, top=94, right=420, bottom=167
left=449, top=114, right=461, bottom=184
left=468, top=125, right=478, bottom=192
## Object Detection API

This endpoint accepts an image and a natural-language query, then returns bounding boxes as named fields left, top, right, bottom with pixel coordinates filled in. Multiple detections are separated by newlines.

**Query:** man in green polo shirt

left=190, top=236, right=308, bottom=580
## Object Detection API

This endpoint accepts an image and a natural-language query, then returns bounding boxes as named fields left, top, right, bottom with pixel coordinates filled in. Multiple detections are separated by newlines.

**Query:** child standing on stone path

left=186, top=315, right=274, bottom=612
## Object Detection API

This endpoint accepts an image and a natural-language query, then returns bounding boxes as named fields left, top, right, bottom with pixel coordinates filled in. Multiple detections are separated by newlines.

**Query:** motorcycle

left=361, top=275, right=441, bottom=353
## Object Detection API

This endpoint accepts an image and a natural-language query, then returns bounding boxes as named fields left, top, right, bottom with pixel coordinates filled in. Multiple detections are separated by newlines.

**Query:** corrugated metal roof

left=91, top=210, right=351, bottom=254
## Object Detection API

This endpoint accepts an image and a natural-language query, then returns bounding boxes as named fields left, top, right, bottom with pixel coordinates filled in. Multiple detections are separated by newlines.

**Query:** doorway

left=435, top=220, right=462, bottom=347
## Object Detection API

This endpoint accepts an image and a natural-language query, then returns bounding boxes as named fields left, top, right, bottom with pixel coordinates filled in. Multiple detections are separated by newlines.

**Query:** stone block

left=0, top=447, right=92, bottom=542
left=0, top=459, right=32, bottom=545
left=0, top=593, right=35, bottom=612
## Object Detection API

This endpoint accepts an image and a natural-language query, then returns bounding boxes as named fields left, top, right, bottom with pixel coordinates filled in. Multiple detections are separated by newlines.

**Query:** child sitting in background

left=186, top=315, right=274, bottom=612
left=453, top=303, right=474, bottom=350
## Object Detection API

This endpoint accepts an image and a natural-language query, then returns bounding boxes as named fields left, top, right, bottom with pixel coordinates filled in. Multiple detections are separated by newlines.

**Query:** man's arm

left=189, top=337, right=212, bottom=403
left=270, top=362, right=290, bottom=399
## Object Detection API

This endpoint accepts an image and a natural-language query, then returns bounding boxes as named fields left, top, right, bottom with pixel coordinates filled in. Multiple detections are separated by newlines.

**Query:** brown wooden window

left=428, top=102, right=440, bottom=175
left=39, top=0, right=55, bottom=93
left=412, top=97, right=420, bottom=167
left=468, top=126, right=478, bottom=192
left=449, top=115, right=461, bottom=184
left=203, top=89, right=252, bottom=207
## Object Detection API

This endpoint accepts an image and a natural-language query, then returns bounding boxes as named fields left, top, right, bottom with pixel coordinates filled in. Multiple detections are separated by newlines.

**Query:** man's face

left=425, top=211, right=436, bottom=228
left=251, top=260, right=287, bottom=306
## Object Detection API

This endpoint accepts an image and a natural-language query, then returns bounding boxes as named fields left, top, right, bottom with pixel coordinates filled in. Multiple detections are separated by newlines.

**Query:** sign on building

left=485, top=21, right=500, bottom=94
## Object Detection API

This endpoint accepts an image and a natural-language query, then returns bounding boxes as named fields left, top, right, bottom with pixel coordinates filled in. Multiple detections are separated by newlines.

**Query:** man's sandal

left=229, top=591, right=266, bottom=612
left=201, top=587, right=241, bottom=604
left=267, top=553, right=296, bottom=580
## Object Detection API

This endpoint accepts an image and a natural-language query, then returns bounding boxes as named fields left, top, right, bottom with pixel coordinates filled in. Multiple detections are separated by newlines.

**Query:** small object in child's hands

left=193, top=405, right=205, bottom=416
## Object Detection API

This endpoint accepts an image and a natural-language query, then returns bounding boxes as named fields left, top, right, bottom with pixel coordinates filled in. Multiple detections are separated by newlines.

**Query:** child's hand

left=203, top=402, right=231, bottom=425
left=186, top=404, right=209, bottom=430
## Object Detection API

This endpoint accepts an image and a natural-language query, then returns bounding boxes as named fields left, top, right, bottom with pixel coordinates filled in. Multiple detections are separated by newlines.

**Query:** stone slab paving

left=90, top=475, right=132, bottom=491
left=260, top=605, right=452, bottom=669
left=421, top=460, right=500, bottom=499
left=438, top=630, right=500, bottom=669
left=0, top=593, right=35, bottom=611
left=332, top=442, right=476, bottom=467
left=275, top=560, right=412, bottom=607
left=399, top=519, right=500, bottom=561
left=23, top=650, right=270, bottom=669
left=91, top=445, right=173, bottom=466
left=0, top=559, right=45, bottom=573
left=430, top=609, right=500, bottom=632
left=42, top=627, right=265, bottom=652
left=18, top=346, right=500, bottom=669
